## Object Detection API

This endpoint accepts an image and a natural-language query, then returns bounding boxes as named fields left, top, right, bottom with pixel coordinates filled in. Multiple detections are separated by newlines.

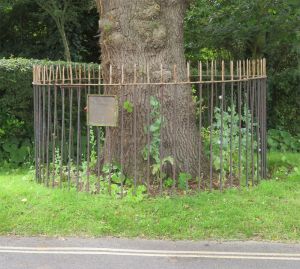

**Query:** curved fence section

left=32, top=59, right=267, bottom=196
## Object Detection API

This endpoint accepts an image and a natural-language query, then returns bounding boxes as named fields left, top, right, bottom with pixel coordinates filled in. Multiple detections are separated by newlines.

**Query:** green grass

left=0, top=151, right=299, bottom=241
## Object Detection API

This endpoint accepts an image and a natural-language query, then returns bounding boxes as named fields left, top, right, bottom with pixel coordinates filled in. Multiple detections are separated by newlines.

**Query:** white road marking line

left=0, top=246, right=299, bottom=257
left=0, top=248, right=300, bottom=261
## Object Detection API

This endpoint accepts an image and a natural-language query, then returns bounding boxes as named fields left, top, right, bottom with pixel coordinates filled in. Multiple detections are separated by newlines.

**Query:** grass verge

left=0, top=152, right=299, bottom=241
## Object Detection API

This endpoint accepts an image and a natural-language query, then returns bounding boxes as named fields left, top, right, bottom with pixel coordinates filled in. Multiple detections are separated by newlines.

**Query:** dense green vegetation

left=0, top=58, right=47, bottom=165
left=0, top=1, right=299, bottom=167
left=185, top=0, right=300, bottom=135
left=0, top=0, right=99, bottom=62
left=0, top=152, right=299, bottom=240
left=0, top=1, right=299, bottom=240
left=0, top=58, right=98, bottom=165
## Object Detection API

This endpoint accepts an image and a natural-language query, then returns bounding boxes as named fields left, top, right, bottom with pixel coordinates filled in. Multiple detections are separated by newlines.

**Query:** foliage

left=268, top=129, right=300, bottom=152
left=185, top=0, right=299, bottom=59
left=268, top=151, right=300, bottom=179
left=0, top=58, right=43, bottom=165
left=45, top=126, right=146, bottom=199
left=201, top=105, right=257, bottom=183
left=142, top=96, right=174, bottom=185
left=123, top=100, right=133, bottom=113
left=34, top=0, right=97, bottom=62
left=0, top=0, right=99, bottom=62
left=185, top=0, right=300, bottom=134
left=0, top=58, right=97, bottom=166
left=178, top=172, right=192, bottom=191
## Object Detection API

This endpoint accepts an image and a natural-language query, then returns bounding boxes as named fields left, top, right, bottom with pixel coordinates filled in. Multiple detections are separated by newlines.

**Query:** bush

left=0, top=57, right=91, bottom=165
left=267, top=68, right=300, bottom=136
left=268, top=129, right=300, bottom=152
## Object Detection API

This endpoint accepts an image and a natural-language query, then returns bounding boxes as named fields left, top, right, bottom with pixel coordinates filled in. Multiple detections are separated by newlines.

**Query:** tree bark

left=96, top=0, right=209, bottom=183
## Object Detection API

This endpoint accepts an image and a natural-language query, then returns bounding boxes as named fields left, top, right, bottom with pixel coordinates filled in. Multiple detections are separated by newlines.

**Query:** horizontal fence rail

left=33, top=59, right=267, bottom=196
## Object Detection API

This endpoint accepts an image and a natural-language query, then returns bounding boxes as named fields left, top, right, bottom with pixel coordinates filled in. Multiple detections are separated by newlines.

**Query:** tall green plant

left=142, top=96, right=174, bottom=184
left=202, top=105, right=257, bottom=183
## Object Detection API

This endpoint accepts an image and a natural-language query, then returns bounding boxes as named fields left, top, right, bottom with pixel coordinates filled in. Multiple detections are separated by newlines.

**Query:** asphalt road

left=0, top=237, right=300, bottom=269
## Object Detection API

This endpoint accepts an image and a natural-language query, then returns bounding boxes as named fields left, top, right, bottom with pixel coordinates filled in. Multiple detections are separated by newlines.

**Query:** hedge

left=0, top=57, right=96, bottom=165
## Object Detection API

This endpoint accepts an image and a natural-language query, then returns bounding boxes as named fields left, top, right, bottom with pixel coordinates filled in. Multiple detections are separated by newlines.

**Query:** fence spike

left=49, top=66, right=53, bottom=83
left=243, top=60, right=246, bottom=78
left=98, top=64, right=101, bottom=84
left=246, top=59, right=249, bottom=79
left=83, top=64, right=86, bottom=82
left=33, top=65, right=35, bottom=84
left=70, top=64, right=73, bottom=84
left=62, top=66, right=65, bottom=84
left=88, top=65, right=91, bottom=82
left=214, top=60, right=217, bottom=77
left=121, top=64, right=124, bottom=84
left=206, top=60, right=209, bottom=76
left=211, top=60, right=214, bottom=81
left=42, top=66, right=46, bottom=85
left=55, top=66, right=59, bottom=83
left=199, top=61, right=202, bottom=82
left=221, top=60, right=225, bottom=81
left=79, top=65, right=82, bottom=81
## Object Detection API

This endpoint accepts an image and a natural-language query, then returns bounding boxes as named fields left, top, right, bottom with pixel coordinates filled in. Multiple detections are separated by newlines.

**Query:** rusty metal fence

left=32, top=59, right=267, bottom=196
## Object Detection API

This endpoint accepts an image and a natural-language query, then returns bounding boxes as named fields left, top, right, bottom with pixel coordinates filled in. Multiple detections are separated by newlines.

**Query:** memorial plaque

left=87, top=95, right=118, bottom=126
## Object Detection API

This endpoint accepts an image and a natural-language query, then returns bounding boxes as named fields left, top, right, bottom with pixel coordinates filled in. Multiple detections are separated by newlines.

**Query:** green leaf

left=123, top=100, right=133, bottom=113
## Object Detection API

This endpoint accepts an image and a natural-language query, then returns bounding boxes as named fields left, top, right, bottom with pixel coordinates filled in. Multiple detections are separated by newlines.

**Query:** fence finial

left=79, top=65, right=82, bottom=82
left=206, top=60, right=209, bottom=76
left=49, top=66, right=53, bottom=84
left=263, top=58, right=267, bottom=76
left=70, top=64, right=73, bottom=84
left=88, top=65, right=91, bottom=83
left=62, top=66, right=65, bottom=84
left=121, top=64, right=124, bottom=84
left=98, top=65, right=101, bottom=85
left=42, top=65, right=46, bottom=85
left=199, top=61, right=202, bottom=82
left=221, top=60, right=225, bottom=81
left=243, top=60, right=246, bottom=79
left=211, top=60, right=214, bottom=81
left=33, top=65, right=35, bottom=84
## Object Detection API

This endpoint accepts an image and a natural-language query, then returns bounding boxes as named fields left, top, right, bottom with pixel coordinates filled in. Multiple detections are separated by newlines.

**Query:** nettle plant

left=201, top=105, right=258, bottom=184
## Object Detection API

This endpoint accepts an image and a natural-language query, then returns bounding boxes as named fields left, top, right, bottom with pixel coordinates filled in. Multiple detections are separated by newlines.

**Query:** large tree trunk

left=96, top=0, right=209, bottom=183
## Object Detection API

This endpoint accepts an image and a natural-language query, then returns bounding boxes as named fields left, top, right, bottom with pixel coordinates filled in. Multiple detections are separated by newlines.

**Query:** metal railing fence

left=32, top=59, right=267, bottom=196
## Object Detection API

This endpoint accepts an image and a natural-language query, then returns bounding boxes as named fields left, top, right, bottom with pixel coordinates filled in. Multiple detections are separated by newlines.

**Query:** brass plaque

left=87, top=95, right=118, bottom=127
